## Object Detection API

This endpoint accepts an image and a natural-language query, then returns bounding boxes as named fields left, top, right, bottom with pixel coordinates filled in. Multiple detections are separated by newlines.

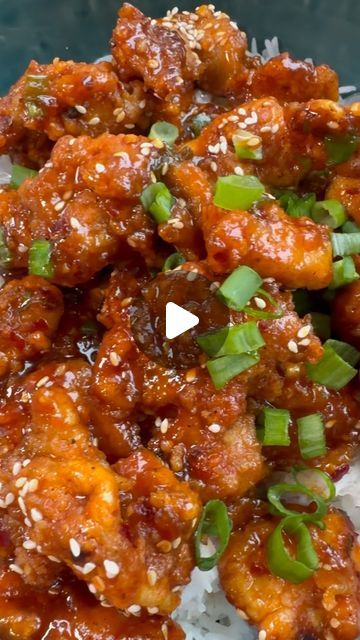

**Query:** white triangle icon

left=165, top=302, right=199, bottom=340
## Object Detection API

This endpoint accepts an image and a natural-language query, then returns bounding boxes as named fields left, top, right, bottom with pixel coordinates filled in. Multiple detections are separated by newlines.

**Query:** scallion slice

left=0, top=229, right=11, bottom=267
left=311, top=199, right=347, bottom=229
left=232, top=130, right=263, bottom=160
left=217, top=266, right=263, bottom=311
left=28, top=239, right=54, bottom=279
left=207, top=352, right=260, bottom=389
left=262, top=408, right=290, bottom=447
left=245, top=287, right=284, bottom=320
left=267, top=481, right=327, bottom=523
left=195, top=500, right=232, bottom=571
left=287, top=193, right=316, bottom=218
left=197, top=322, right=265, bottom=358
left=342, top=220, right=360, bottom=233
left=266, top=515, right=319, bottom=584
left=310, top=313, right=331, bottom=341
left=213, top=175, right=265, bottom=211
left=140, top=182, right=175, bottom=223
left=325, top=134, right=359, bottom=166
left=148, top=121, right=179, bottom=145
left=325, top=338, right=360, bottom=367
left=297, top=413, right=326, bottom=460
left=306, top=343, right=357, bottom=390
left=330, top=256, right=359, bottom=289
left=332, top=232, right=360, bottom=257
left=162, top=252, right=185, bottom=272
left=292, top=467, right=336, bottom=502
left=10, top=164, right=38, bottom=189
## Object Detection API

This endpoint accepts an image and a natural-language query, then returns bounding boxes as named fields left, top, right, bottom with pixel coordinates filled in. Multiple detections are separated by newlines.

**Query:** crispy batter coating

left=219, top=509, right=360, bottom=640
left=332, top=280, right=360, bottom=349
left=326, top=175, right=360, bottom=223
left=0, top=275, right=63, bottom=377
left=203, top=201, right=332, bottom=289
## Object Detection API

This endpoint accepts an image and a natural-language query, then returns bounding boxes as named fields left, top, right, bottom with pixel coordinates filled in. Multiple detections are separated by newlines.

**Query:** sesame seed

left=5, top=492, right=14, bottom=506
left=24, top=517, right=32, bottom=527
left=258, top=631, right=267, bottom=640
left=323, top=563, right=332, bottom=571
left=271, top=124, right=280, bottom=133
left=254, top=297, right=266, bottom=309
left=172, top=537, right=181, bottom=549
left=75, top=105, right=87, bottom=114
left=109, top=351, right=120, bottom=366
left=210, top=161, right=218, bottom=172
left=63, top=190, right=73, bottom=201
left=69, top=138, right=76, bottom=146
left=157, top=540, right=172, bottom=553
left=128, top=604, right=141, bottom=614
left=31, top=508, right=43, bottom=522
left=36, top=376, right=49, bottom=388
left=147, top=568, right=158, bottom=586
left=237, top=609, right=249, bottom=620
left=228, top=115, right=239, bottom=122
left=103, top=559, right=120, bottom=579
left=48, top=555, right=61, bottom=563
left=325, top=419, right=336, bottom=429
left=161, top=162, right=169, bottom=176
left=208, top=423, right=221, bottom=433
left=148, top=606, right=159, bottom=614
left=9, top=563, right=23, bottom=575
left=297, top=325, right=311, bottom=338
left=141, top=147, right=151, bottom=156
left=23, top=539, right=36, bottom=550
left=160, top=418, right=169, bottom=434
left=88, top=116, right=100, bottom=126
left=287, top=340, right=298, bottom=354
left=330, top=618, right=340, bottom=628
left=0, top=500, right=6, bottom=509
left=327, top=121, right=339, bottom=129
left=12, top=462, right=22, bottom=476
left=234, top=166, right=244, bottom=175
left=19, top=482, right=29, bottom=497
left=54, top=199, right=65, bottom=212
left=208, top=142, right=220, bottom=154
left=124, top=123, right=135, bottom=129
left=18, top=496, right=27, bottom=515
left=70, top=217, right=81, bottom=230
left=88, top=583, right=97, bottom=594
left=115, top=110, right=125, bottom=123
left=139, top=99, right=146, bottom=109
left=260, top=125, right=272, bottom=133
left=185, top=369, right=197, bottom=383
left=27, top=479, right=38, bottom=493
left=69, top=538, right=81, bottom=558
left=299, top=338, right=311, bottom=346
left=95, top=163, right=105, bottom=174
left=161, top=624, right=169, bottom=640
left=82, top=562, right=96, bottom=574
left=15, top=477, right=27, bottom=488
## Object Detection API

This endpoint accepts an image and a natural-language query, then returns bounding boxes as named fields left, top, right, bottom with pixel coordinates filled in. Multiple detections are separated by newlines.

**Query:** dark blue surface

left=0, top=0, right=359, bottom=93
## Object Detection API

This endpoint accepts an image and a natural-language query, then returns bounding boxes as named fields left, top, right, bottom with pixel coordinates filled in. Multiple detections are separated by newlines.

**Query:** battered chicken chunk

left=219, top=509, right=360, bottom=640
left=0, top=58, right=150, bottom=165
left=332, top=280, right=360, bottom=349
left=0, top=371, right=200, bottom=614
left=0, top=275, right=63, bottom=377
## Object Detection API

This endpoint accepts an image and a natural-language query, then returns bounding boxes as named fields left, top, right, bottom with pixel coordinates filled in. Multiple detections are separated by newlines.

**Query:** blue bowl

left=0, top=0, right=359, bottom=94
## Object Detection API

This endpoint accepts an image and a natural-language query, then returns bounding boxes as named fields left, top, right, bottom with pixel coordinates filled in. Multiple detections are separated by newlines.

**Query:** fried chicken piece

left=249, top=53, right=339, bottom=102
left=203, top=200, right=332, bottom=289
left=0, top=275, right=63, bottom=377
left=0, top=567, right=184, bottom=640
left=0, top=132, right=164, bottom=285
left=0, top=376, right=200, bottom=614
left=332, top=280, right=360, bottom=349
left=0, top=58, right=150, bottom=165
left=219, top=509, right=360, bottom=640
left=326, top=176, right=360, bottom=223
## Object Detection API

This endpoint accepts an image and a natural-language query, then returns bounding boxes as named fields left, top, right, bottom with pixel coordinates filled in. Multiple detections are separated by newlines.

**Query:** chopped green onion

left=311, top=199, right=347, bottom=229
left=287, top=193, right=316, bottom=218
left=332, top=232, right=360, bottom=257
left=262, top=408, right=290, bottom=446
left=267, top=481, right=327, bottom=523
left=306, top=343, right=357, bottom=390
left=292, top=467, right=336, bottom=502
left=10, top=164, right=38, bottom=189
left=24, top=101, right=44, bottom=119
left=245, top=287, right=284, bottom=320
left=0, top=229, right=11, bottom=267
left=232, top=130, right=263, bottom=160
left=297, top=413, right=326, bottom=460
left=195, top=500, right=232, bottom=571
left=197, top=322, right=265, bottom=358
left=190, top=113, right=212, bottom=137
left=325, top=134, right=359, bottom=166
left=217, top=266, right=263, bottom=311
left=80, top=320, right=99, bottom=336
left=342, top=220, right=360, bottom=233
left=325, top=338, right=360, bottom=367
left=310, top=313, right=331, bottom=341
left=213, top=175, right=265, bottom=211
left=28, top=239, right=54, bottom=279
left=162, top=252, right=185, bottom=272
left=330, top=256, right=359, bottom=289
left=148, top=121, right=179, bottom=145
left=207, top=352, right=260, bottom=390
left=140, top=182, right=175, bottom=223
left=267, top=515, right=319, bottom=584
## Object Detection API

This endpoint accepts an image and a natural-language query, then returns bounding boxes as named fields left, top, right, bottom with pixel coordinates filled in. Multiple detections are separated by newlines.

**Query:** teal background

left=0, top=0, right=359, bottom=93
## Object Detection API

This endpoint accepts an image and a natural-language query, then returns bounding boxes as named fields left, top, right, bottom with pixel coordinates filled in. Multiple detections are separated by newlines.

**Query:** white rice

left=0, top=155, right=12, bottom=185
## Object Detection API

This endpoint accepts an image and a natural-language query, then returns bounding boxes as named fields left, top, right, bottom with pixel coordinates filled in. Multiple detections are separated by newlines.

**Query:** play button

left=129, top=269, right=230, bottom=369
left=165, top=302, right=199, bottom=340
